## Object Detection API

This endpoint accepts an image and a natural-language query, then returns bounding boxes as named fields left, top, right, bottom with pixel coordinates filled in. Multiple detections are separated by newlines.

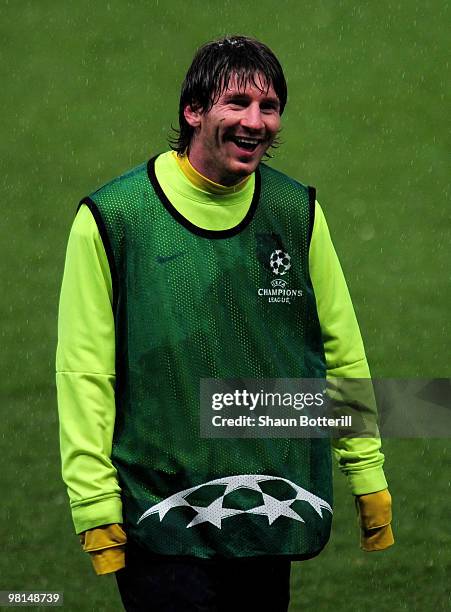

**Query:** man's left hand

left=355, top=489, right=394, bottom=552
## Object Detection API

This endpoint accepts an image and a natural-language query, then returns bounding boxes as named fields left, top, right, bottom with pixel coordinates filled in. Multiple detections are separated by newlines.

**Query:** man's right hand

left=79, top=523, right=127, bottom=575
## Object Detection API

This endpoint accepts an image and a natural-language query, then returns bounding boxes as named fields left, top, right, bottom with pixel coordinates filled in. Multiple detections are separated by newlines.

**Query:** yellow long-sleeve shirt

left=56, top=151, right=388, bottom=536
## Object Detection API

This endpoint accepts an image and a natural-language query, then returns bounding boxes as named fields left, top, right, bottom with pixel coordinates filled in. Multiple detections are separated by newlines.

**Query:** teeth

left=234, top=138, right=259, bottom=146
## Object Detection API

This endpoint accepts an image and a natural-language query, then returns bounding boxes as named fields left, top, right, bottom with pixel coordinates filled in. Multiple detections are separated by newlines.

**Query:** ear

left=184, top=104, right=203, bottom=128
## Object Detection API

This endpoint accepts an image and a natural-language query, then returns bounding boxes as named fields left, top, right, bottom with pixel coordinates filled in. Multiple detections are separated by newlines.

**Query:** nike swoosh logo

left=155, top=252, right=186, bottom=265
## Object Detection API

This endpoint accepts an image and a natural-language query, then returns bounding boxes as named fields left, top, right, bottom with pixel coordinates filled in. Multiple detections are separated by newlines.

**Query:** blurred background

left=0, top=1, right=449, bottom=610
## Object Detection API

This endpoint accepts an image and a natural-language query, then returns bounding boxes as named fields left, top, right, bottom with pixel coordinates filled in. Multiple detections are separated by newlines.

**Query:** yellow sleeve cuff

left=355, top=489, right=395, bottom=552
left=88, top=545, right=126, bottom=575
left=80, top=523, right=127, bottom=575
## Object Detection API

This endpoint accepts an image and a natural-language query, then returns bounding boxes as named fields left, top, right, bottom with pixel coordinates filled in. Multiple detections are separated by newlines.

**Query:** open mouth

left=229, top=136, right=262, bottom=152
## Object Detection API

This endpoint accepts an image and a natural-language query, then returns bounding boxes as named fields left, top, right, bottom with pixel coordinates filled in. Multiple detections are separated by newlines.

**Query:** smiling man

left=57, top=36, right=393, bottom=612
left=184, top=73, right=281, bottom=185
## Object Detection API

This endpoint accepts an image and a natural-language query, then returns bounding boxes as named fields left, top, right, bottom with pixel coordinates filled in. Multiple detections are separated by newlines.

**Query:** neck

left=187, top=151, right=249, bottom=188
left=175, top=152, right=250, bottom=194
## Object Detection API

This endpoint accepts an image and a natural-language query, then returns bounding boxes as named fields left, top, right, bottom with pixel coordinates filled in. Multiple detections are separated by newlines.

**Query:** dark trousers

left=116, top=541, right=291, bottom=612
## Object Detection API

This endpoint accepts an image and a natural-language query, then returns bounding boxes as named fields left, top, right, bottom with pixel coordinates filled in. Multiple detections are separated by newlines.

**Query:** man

left=57, top=36, right=394, bottom=611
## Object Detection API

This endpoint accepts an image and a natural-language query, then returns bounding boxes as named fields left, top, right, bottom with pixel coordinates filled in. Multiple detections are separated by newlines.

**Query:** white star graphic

left=223, top=474, right=274, bottom=495
left=247, top=493, right=304, bottom=525
left=293, top=488, right=331, bottom=517
left=137, top=474, right=333, bottom=526
left=138, top=493, right=192, bottom=523
left=187, top=498, right=244, bottom=529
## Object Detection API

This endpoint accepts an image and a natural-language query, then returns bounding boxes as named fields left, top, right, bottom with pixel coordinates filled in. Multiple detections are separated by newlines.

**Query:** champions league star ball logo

left=257, top=249, right=301, bottom=303
left=269, top=250, right=291, bottom=276
left=137, top=474, right=332, bottom=530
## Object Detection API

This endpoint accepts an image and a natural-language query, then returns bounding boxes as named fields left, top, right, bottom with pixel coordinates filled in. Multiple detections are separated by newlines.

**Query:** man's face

left=184, top=73, right=281, bottom=186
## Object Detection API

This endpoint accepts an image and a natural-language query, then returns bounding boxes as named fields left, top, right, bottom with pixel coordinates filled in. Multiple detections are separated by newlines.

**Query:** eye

left=228, top=100, right=247, bottom=109
left=260, top=103, right=278, bottom=113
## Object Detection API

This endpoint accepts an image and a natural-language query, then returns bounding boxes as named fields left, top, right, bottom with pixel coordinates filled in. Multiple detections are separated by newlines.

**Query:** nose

left=240, top=104, right=265, bottom=131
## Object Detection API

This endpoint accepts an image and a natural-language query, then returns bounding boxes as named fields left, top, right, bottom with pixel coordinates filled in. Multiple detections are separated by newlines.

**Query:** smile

left=229, top=136, right=262, bottom=152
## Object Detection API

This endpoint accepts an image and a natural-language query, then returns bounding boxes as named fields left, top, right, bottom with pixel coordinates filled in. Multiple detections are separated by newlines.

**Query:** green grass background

left=0, top=1, right=449, bottom=610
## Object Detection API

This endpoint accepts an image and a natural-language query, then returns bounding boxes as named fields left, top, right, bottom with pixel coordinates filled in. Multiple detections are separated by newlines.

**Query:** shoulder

left=80, top=159, right=154, bottom=226
left=259, top=163, right=316, bottom=226
left=71, top=204, right=100, bottom=241
left=259, top=162, right=315, bottom=205
left=259, top=162, right=311, bottom=191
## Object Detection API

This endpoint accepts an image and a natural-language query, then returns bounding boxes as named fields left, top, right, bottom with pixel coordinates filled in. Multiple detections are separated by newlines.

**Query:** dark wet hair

left=169, top=35, right=287, bottom=155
